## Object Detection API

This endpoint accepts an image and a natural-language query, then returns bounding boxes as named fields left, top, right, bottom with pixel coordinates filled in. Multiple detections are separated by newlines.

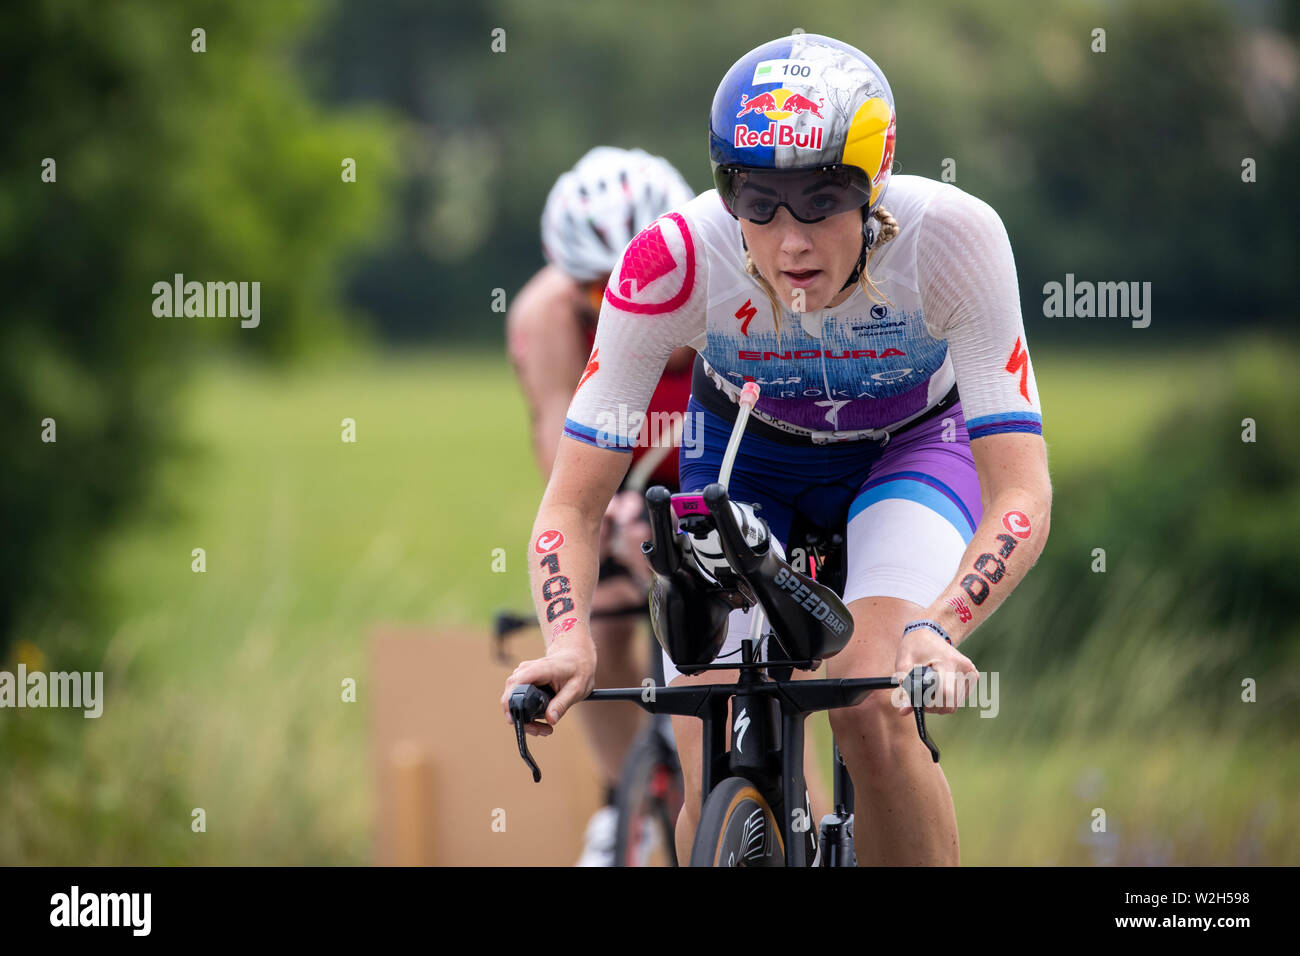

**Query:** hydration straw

left=717, top=381, right=760, bottom=491
left=714, top=382, right=769, bottom=648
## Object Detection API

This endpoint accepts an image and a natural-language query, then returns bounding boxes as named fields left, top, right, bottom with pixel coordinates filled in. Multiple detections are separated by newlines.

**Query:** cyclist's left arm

left=894, top=185, right=1052, bottom=711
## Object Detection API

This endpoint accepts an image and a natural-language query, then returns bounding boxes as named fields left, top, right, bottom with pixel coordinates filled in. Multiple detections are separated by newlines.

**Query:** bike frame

left=584, top=646, right=899, bottom=866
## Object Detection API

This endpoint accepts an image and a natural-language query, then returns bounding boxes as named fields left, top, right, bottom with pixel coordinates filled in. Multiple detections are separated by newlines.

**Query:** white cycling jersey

left=563, top=174, right=1042, bottom=447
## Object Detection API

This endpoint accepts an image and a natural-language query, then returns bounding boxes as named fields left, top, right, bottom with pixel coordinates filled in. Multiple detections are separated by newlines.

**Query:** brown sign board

left=370, top=628, right=603, bottom=866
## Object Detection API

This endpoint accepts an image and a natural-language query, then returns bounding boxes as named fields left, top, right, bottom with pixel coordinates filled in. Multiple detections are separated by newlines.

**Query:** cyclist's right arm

left=500, top=437, right=631, bottom=735
left=500, top=206, right=709, bottom=733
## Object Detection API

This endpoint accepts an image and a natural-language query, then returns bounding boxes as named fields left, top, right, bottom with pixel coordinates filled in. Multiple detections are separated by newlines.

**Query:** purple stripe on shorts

left=858, top=400, right=985, bottom=531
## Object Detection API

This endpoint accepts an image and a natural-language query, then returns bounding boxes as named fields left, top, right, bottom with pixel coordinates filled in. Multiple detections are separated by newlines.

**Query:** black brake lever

left=508, top=683, right=556, bottom=782
left=903, top=666, right=941, bottom=763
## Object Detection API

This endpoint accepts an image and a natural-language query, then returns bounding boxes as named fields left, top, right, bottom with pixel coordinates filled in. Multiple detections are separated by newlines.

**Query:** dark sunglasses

left=713, top=165, right=872, bottom=224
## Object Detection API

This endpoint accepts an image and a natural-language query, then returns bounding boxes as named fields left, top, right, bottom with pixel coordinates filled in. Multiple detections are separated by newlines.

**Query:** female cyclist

left=501, top=33, right=1051, bottom=866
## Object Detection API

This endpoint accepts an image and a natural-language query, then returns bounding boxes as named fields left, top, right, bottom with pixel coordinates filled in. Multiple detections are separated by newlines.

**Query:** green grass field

left=1, top=341, right=1296, bottom=864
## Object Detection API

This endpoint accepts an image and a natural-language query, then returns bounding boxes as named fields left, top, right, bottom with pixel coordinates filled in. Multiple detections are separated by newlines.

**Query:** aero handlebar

left=508, top=666, right=940, bottom=784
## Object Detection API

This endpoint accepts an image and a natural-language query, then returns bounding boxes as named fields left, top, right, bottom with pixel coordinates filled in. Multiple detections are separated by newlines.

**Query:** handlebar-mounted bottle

left=641, top=486, right=752, bottom=675
left=702, top=481, right=853, bottom=667
left=640, top=377, right=855, bottom=673
left=638, top=479, right=855, bottom=672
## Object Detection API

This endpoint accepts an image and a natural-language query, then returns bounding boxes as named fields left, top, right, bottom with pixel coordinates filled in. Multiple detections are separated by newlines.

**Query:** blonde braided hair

left=744, top=206, right=899, bottom=348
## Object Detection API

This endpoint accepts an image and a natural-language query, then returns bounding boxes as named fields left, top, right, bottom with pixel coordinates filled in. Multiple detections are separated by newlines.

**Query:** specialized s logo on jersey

left=734, top=299, right=758, bottom=336
left=604, top=213, right=696, bottom=315
left=1005, top=336, right=1031, bottom=403
left=577, top=348, right=599, bottom=390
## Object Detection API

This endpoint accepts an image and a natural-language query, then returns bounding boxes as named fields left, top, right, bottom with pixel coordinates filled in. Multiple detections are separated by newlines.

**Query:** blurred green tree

left=305, top=0, right=1298, bottom=342
left=0, top=0, right=400, bottom=657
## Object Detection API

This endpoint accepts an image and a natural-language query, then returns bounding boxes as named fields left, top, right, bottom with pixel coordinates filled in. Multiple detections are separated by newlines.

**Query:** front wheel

left=689, top=776, right=785, bottom=867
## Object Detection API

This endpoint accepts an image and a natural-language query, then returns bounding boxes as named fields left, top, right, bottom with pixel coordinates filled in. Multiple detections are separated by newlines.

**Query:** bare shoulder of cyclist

left=506, top=265, right=590, bottom=391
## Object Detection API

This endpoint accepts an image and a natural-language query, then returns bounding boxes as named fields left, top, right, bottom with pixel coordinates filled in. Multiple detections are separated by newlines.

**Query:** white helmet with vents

left=541, top=147, right=695, bottom=283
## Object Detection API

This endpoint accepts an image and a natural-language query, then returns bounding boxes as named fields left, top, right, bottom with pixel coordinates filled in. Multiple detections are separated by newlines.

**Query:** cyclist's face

left=739, top=206, right=863, bottom=313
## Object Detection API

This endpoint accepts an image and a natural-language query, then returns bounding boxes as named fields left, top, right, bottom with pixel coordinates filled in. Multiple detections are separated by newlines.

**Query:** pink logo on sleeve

left=604, top=213, right=696, bottom=315
left=618, top=226, right=676, bottom=298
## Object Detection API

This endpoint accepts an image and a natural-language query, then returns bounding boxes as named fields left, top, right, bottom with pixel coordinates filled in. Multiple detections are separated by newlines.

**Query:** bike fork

left=818, top=743, right=857, bottom=867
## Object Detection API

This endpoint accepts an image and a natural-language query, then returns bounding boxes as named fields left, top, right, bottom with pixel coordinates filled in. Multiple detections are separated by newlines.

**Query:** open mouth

left=782, top=269, right=821, bottom=288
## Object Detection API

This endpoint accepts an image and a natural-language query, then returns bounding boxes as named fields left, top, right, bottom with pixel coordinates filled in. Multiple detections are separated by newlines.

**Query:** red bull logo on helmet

left=735, top=88, right=825, bottom=119
left=733, top=87, right=825, bottom=150
left=734, top=123, right=824, bottom=150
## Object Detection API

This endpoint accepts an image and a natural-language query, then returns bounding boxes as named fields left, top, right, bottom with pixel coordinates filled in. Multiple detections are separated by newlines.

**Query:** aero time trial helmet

left=709, top=34, right=896, bottom=230
left=541, top=147, right=695, bottom=283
